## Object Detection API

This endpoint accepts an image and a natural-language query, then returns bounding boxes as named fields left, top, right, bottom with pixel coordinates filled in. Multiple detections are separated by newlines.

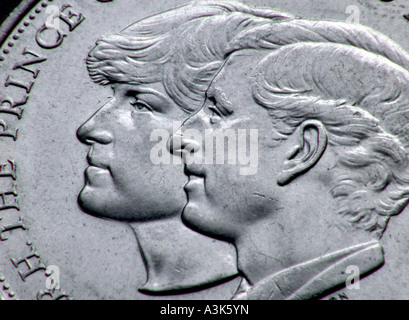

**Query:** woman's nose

left=77, top=106, right=114, bottom=145
left=167, top=110, right=207, bottom=158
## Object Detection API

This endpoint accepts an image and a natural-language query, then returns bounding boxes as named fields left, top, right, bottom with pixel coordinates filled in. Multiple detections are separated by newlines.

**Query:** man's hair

left=252, top=43, right=409, bottom=238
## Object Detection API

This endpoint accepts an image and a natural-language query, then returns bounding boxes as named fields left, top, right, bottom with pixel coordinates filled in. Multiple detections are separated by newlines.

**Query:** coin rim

left=0, top=0, right=41, bottom=48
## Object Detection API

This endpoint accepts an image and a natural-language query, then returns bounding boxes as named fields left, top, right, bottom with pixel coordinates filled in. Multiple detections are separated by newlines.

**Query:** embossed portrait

left=170, top=7, right=409, bottom=299
left=76, top=1, right=297, bottom=294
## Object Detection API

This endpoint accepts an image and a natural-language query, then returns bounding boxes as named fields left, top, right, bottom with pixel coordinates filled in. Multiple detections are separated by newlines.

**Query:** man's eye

left=209, top=110, right=222, bottom=124
left=207, top=96, right=224, bottom=119
left=130, top=100, right=152, bottom=111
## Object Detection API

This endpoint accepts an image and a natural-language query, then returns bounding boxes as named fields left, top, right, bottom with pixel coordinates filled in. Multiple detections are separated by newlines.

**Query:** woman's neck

left=129, top=217, right=239, bottom=293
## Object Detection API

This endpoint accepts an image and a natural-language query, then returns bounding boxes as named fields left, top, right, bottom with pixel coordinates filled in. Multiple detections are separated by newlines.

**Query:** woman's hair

left=87, top=1, right=409, bottom=114
left=86, top=1, right=292, bottom=112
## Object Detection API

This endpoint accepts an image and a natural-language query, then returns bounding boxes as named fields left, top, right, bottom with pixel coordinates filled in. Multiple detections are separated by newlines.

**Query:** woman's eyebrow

left=135, top=88, right=169, bottom=101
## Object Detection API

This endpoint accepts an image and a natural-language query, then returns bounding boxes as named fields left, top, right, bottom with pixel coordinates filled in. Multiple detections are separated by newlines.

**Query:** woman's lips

left=184, top=175, right=205, bottom=195
left=85, top=166, right=111, bottom=184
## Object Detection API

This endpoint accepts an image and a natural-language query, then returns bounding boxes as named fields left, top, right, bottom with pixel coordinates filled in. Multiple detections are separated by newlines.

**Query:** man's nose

left=168, top=132, right=201, bottom=158
left=77, top=105, right=114, bottom=145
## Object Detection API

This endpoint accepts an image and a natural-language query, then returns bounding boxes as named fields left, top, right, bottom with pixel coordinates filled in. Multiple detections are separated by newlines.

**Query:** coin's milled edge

left=0, top=0, right=42, bottom=60
left=0, top=271, right=17, bottom=300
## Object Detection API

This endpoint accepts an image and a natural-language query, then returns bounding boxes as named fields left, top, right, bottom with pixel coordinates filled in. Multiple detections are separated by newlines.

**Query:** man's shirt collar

left=233, top=240, right=383, bottom=300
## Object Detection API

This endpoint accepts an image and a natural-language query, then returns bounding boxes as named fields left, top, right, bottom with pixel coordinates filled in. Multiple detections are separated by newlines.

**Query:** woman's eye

left=130, top=100, right=152, bottom=111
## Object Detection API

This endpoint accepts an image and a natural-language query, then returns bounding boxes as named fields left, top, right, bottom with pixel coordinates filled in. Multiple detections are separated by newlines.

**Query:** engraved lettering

left=35, top=24, right=67, bottom=49
left=329, top=292, right=349, bottom=300
left=37, top=289, right=70, bottom=300
left=338, top=292, right=349, bottom=300
left=5, top=75, right=34, bottom=94
left=11, top=242, right=46, bottom=282
left=0, top=96, right=26, bottom=119
left=59, top=5, right=85, bottom=31
left=0, top=160, right=17, bottom=180
left=0, top=120, right=18, bottom=141
left=35, top=4, right=85, bottom=50
left=0, top=184, right=19, bottom=211
left=0, top=217, right=27, bottom=241
left=13, top=48, right=47, bottom=79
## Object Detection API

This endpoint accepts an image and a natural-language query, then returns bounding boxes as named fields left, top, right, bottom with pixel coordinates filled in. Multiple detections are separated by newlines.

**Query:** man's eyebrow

left=206, top=86, right=218, bottom=99
left=207, top=86, right=233, bottom=115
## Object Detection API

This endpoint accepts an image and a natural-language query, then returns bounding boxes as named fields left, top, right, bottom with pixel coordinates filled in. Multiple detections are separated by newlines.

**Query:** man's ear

left=277, top=120, right=328, bottom=186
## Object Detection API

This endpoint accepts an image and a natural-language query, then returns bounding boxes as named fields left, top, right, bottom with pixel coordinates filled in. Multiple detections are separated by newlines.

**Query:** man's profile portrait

left=169, top=3, right=409, bottom=299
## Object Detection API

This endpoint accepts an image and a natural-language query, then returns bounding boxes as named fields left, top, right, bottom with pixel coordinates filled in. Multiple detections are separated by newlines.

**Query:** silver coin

left=1, top=0, right=409, bottom=300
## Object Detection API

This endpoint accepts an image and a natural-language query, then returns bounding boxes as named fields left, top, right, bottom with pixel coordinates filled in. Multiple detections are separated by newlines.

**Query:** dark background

left=0, top=0, right=24, bottom=26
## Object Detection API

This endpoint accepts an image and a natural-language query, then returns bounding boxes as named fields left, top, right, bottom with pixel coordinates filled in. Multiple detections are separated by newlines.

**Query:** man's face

left=175, top=52, right=288, bottom=241
left=77, top=82, right=187, bottom=221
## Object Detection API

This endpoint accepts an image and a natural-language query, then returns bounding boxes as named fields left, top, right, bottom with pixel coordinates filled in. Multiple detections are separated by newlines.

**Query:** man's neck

left=234, top=213, right=372, bottom=286
left=235, top=218, right=295, bottom=285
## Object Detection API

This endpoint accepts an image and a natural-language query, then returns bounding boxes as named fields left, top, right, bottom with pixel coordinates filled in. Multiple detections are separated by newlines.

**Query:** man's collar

left=233, top=240, right=384, bottom=300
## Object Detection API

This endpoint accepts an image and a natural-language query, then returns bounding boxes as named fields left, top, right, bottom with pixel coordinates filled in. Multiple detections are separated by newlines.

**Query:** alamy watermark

left=150, top=121, right=259, bottom=176
left=45, top=265, right=60, bottom=290
left=346, top=265, right=360, bottom=290
left=36, top=265, right=71, bottom=300
left=346, top=5, right=360, bottom=24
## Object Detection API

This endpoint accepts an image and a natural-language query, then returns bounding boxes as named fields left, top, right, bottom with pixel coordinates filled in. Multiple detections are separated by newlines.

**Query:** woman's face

left=77, top=82, right=188, bottom=222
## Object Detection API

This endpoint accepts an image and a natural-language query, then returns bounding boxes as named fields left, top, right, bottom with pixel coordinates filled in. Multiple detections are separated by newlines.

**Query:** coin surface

left=1, top=0, right=409, bottom=300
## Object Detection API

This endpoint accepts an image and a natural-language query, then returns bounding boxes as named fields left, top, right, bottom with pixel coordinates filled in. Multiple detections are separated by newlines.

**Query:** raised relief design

left=0, top=183, right=19, bottom=212
left=164, top=1, right=409, bottom=299
left=0, top=217, right=27, bottom=241
left=0, top=0, right=407, bottom=301
left=0, top=160, right=17, bottom=180
left=76, top=1, right=290, bottom=294
left=11, top=241, right=46, bottom=282
left=35, top=4, right=85, bottom=49
left=0, top=273, right=17, bottom=300
left=36, top=288, right=71, bottom=301
left=0, top=1, right=86, bottom=301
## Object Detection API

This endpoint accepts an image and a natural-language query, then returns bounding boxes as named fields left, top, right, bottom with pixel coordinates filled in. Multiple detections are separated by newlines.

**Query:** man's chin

left=182, top=202, right=228, bottom=241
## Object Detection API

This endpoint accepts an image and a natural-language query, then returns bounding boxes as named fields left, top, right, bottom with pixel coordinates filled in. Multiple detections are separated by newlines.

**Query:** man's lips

left=87, top=146, right=110, bottom=169
left=183, top=163, right=206, bottom=196
left=84, top=154, right=111, bottom=181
